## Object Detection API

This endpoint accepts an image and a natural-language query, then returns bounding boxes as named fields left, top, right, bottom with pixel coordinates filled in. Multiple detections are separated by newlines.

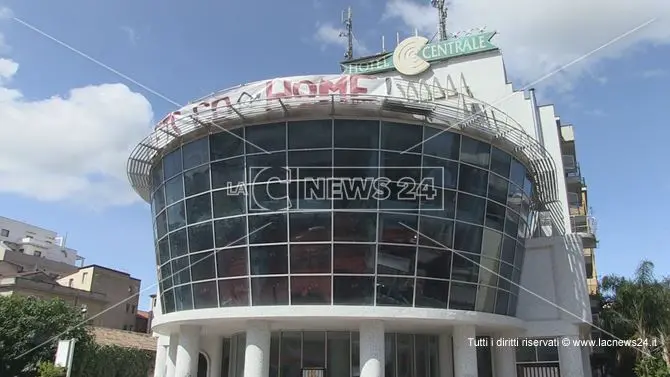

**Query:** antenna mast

left=340, top=6, right=354, bottom=60
left=432, top=0, right=448, bottom=41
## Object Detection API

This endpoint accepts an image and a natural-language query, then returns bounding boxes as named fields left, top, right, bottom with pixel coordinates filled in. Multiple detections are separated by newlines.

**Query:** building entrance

left=229, top=331, right=440, bottom=377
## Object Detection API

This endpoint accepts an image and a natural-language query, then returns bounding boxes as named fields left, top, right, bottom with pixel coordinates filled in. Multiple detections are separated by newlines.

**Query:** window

left=123, top=325, right=128, bottom=331
left=131, top=305, right=136, bottom=314
left=82, top=272, right=88, bottom=283
left=34, top=251, right=42, bottom=257
left=68, top=279, right=74, bottom=287
left=126, top=304, right=130, bottom=313
left=0, top=229, right=9, bottom=237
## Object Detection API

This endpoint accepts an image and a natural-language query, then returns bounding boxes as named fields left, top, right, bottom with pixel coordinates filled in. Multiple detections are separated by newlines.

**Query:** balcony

left=566, top=166, right=585, bottom=191
left=571, top=213, right=598, bottom=249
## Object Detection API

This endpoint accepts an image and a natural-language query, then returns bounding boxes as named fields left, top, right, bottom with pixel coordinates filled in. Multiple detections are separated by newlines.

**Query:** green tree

left=0, top=296, right=92, bottom=377
left=37, top=362, right=65, bottom=377
left=600, top=260, right=670, bottom=376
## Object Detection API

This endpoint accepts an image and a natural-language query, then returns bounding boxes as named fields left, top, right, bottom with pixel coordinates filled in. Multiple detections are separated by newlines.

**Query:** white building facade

left=127, top=32, right=593, bottom=377
left=0, top=216, right=83, bottom=266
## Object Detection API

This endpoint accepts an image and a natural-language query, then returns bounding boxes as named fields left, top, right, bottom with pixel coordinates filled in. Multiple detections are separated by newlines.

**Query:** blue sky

left=0, top=0, right=668, bottom=310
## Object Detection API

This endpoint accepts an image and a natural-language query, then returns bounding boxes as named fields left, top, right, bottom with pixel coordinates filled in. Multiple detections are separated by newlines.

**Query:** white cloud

left=638, top=68, right=667, bottom=79
left=383, top=0, right=670, bottom=92
left=0, top=58, right=18, bottom=80
left=314, top=23, right=370, bottom=57
left=0, top=6, right=13, bottom=20
left=120, top=26, right=138, bottom=46
left=0, top=58, right=154, bottom=208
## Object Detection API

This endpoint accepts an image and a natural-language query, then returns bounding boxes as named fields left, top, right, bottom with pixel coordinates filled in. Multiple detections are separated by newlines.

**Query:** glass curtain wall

left=151, top=119, right=534, bottom=316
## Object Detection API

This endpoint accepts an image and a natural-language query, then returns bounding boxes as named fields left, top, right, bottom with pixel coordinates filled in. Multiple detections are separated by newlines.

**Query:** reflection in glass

left=213, top=189, right=246, bottom=218
left=303, top=332, right=326, bottom=367
left=333, top=212, right=376, bottom=242
left=248, top=214, right=287, bottom=244
left=377, top=277, right=414, bottom=307
left=379, top=213, right=417, bottom=244
left=169, top=229, right=188, bottom=258
left=490, top=147, right=511, bottom=178
left=186, top=193, right=212, bottom=224
left=290, top=212, right=331, bottom=242
left=214, top=217, right=247, bottom=247
left=249, top=245, right=288, bottom=275
left=289, top=120, right=332, bottom=150
left=280, top=332, right=301, bottom=377
left=459, top=164, right=488, bottom=197
left=381, top=122, right=422, bottom=153
left=219, top=278, right=249, bottom=307
left=397, top=334, right=415, bottom=377
left=211, top=158, right=245, bottom=189
left=246, top=122, right=286, bottom=153
left=165, top=176, right=184, bottom=206
left=328, top=332, right=351, bottom=377
left=333, top=244, right=375, bottom=274
left=415, top=279, right=449, bottom=308
left=184, top=165, right=211, bottom=197
left=334, top=119, right=379, bottom=149
left=174, top=284, right=193, bottom=311
left=193, top=281, right=218, bottom=309
left=291, top=276, right=331, bottom=304
left=378, top=245, right=416, bottom=275
left=210, top=128, right=244, bottom=161
left=188, top=222, right=214, bottom=253
left=449, top=282, right=477, bottom=311
left=190, top=252, right=216, bottom=281
left=456, top=193, right=486, bottom=225
left=333, top=276, right=374, bottom=305
left=217, top=247, right=248, bottom=277
left=167, top=202, right=186, bottom=231
left=163, top=149, right=183, bottom=179
left=290, top=244, right=331, bottom=274
left=460, top=136, right=490, bottom=168
left=418, top=218, right=454, bottom=248
left=416, top=248, right=451, bottom=279
left=423, top=126, right=460, bottom=160
left=251, top=277, right=289, bottom=305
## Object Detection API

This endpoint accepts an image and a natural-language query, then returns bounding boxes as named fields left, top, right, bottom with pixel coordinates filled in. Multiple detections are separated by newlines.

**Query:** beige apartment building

left=57, top=265, right=141, bottom=331
left=0, top=270, right=109, bottom=327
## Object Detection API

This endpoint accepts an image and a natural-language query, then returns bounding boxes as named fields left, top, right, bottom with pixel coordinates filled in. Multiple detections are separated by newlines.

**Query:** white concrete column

left=452, top=325, right=478, bottom=377
left=439, top=333, right=454, bottom=377
left=175, top=325, right=201, bottom=377
left=154, top=336, right=169, bottom=377
left=208, top=337, right=224, bottom=377
left=244, top=321, right=271, bottom=377
left=359, top=320, right=385, bottom=377
left=166, top=333, right=179, bottom=377
left=559, top=335, right=586, bottom=377
left=492, top=334, right=516, bottom=377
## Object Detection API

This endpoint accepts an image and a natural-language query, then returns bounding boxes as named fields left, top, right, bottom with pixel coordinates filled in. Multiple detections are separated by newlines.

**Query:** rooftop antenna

left=381, top=35, right=386, bottom=52
left=431, top=0, right=448, bottom=41
left=396, top=32, right=400, bottom=46
left=340, top=6, right=354, bottom=61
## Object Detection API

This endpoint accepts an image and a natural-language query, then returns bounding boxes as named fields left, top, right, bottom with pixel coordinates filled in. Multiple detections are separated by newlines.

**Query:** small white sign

left=54, top=339, right=76, bottom=376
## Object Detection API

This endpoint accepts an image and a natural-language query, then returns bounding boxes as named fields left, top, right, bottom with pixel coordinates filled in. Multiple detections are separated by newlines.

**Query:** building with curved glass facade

left=128, top=31, right=593, bottom=377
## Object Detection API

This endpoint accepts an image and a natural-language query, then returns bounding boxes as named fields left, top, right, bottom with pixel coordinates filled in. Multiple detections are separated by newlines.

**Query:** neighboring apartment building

left=0, top=216, right=85, bottom=267
left=58, top=265, right=141, bottom=331
left=558, top=122, right=603, bottom=366
left=558, top=124, right=599, bottom=294
left=0, top=271, right=109, bottom=327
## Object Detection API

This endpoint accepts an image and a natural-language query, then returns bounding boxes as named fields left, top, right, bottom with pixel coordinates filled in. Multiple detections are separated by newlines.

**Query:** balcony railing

left=566, top=164, right=585, bottom=188
left=570, top=213, right=598, bottom=248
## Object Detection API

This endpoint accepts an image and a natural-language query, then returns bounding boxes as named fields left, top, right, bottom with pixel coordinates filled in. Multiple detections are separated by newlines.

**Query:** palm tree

left=599, top=260, right=670, bottom=376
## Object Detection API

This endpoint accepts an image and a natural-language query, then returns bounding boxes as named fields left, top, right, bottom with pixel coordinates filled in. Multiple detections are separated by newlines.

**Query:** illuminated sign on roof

left=341, top=32, right=498, bottom=76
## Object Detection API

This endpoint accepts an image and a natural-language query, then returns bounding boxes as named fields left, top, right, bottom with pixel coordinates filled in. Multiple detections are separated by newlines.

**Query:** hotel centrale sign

left=341, top=32, right=498, bottom=76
